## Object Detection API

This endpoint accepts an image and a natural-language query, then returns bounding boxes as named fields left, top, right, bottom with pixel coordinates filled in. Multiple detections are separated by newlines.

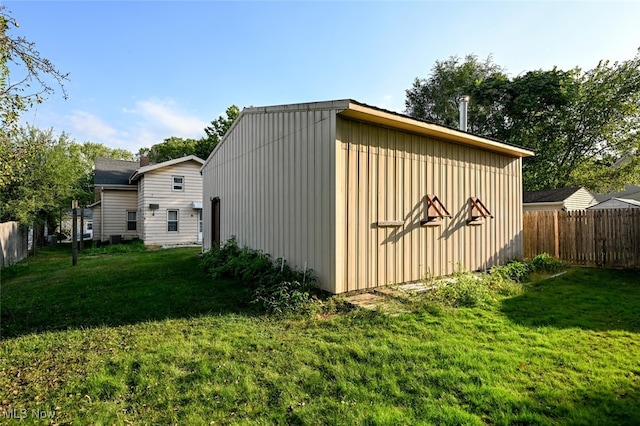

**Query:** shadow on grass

left=501, top=268, right=640, bottom=332
left=1, top=245, right=256, bottom=339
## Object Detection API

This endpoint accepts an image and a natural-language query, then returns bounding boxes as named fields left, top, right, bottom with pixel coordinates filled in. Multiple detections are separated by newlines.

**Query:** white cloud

left=68, top=110, right=120, bottom=142
left=125, top=98, right=208, bottom=137
left=65, top=98, right=209, bottom=154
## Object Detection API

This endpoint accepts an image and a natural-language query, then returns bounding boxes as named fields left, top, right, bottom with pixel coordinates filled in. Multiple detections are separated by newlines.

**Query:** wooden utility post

left=79, top=206, right=84, bottom=251
left=72, top=200, right=78, bottom=266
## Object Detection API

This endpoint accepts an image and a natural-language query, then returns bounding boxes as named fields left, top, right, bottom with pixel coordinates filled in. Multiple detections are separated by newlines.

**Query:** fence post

left=72, top=200, right=78, bottom=266
left=553, top=210, right=559, bottom=258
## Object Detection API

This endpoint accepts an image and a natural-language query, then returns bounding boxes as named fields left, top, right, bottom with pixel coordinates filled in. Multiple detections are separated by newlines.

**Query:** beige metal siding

left=202, top=109, right=337, bottom=292
left=336, top=117, right=524, bottom=292
left=139, top=162, right=202, bottom=245
left=100, top=189, right=138, bottom=241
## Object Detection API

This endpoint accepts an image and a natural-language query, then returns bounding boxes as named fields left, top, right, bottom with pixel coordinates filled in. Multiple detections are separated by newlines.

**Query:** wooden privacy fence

left=1, top=221, right=29, bottom=268
left=523, top=210, right=640, bottom=268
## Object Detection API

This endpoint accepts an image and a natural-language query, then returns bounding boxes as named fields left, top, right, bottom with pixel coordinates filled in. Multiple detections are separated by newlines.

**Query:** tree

left=405, top=54, right=507, bottom=134
left=204, top=105, right=240, bottom=148
left=139, top=136, right=197, bottom=164
left=404, top=51, right=640, bottom=191
left=139, top=105, right=241, bottom=163
left=1, top=128, right=82, bottom=225
left=0, top=127, right=133, bottom=226
left=0, top=6, right=69, bottom=190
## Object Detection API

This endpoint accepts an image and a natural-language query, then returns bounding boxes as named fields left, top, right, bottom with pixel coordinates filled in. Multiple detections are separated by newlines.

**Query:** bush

left=252, top=280, right=316, bottom=316
left=491, top=260, right=531, bottom=282
left=426, top=271, right=496, bottom=308
left=530, top=253, right=564, bottom=273
left=424, top=254, right=566, bottom=309
left=200, top=237, right=317, bottom=315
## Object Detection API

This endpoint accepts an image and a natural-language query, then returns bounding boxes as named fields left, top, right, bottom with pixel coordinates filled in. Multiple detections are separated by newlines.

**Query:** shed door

left=211, top=197, right=220, bottom=246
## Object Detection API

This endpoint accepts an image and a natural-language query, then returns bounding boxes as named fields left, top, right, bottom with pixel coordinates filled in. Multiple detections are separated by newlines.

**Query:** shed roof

left=594, top=184, right=640, bottom=202
left=523, top=187, right=582, bottom=203
left=203, top=99, right=534, bottom=169
left=94, top=158, right=139, bottom=185
left=606, top=198, right=640, bottom=207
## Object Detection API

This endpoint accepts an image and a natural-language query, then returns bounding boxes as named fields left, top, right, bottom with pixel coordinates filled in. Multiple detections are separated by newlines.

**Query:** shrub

left=426, top=271, right=496, bottom=308
left=530, top=253, right=564, bottom=273
left=491, top=260, right=531, bottom=283
left=252, top=280, right=316, bottom=316
left=200, top=237, right=317, bottom=315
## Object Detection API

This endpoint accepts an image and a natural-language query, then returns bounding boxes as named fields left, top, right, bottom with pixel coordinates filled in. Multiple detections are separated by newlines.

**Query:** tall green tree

left=0, top=127, right=133, bottom=225
left=1, top=128, right=81, bottom=225
left=405, top=54, right=507, bottom=134
left=139, top=105, right=241, bottom=163
left=140, top=136, right=197, bottom=164
left=204, top=104, right=240, bottom=149
left=0, top=6, right=69, bottom=190
left=405, top=51, right=640, bottom=191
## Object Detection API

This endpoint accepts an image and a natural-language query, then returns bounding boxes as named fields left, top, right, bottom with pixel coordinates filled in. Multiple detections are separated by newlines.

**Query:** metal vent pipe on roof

left=458, top=95, right=470, bottom=132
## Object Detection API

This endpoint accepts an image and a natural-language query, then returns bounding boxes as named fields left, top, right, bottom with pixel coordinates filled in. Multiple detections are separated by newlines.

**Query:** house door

left=211, top=197, right=220, bottom=246
left=198, top=210, right=203, bottom=242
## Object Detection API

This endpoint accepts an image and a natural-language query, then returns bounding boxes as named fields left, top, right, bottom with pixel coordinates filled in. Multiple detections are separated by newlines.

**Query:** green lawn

left=1, top=246, right=639, bottom=425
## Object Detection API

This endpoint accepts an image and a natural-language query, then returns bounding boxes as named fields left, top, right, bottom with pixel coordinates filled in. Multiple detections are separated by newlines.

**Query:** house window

left=172, top=176, right=184, bottom=191
left=167, top=210, right=179, bottom=232
left=127, top=211, right=137, bottom=231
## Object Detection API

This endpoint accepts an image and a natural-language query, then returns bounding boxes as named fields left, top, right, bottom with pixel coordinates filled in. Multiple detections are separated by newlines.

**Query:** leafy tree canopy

left=0, top=127, right=133, bottom=225
left=139, top=105, right=240, bottom=164
left=0, top=5, right=69, bottom=190
left=405, top=51, right=640, bottom=191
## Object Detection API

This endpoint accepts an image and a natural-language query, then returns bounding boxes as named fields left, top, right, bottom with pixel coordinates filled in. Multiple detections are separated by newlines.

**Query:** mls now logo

left=4, top=408, right=56, bottom=419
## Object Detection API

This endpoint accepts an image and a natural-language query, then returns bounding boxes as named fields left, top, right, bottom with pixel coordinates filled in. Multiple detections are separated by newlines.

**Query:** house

left=91, top=155, right=204, bottom=245
left=588, top=197, right=640, bottom=210
left=594, top=184, right=640, bottom=203
left=523, top=187, right=597, bottom=212
left=201, top=99, right=534, bottom=294
left=58, top=208, right=93, bottom=240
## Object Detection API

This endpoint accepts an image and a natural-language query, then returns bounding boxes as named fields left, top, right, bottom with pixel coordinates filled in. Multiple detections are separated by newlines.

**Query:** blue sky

left=4, top=1, right=640, bottom=153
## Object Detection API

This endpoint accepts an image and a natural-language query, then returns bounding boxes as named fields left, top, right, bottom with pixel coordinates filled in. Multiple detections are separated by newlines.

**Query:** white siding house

left=91, top=156, right=204, bottom=245
left=201, top=100, right=534, bottom=294
left=130, top=156, right=204, bottom=245
left=90, top=158, right=139, bottom=243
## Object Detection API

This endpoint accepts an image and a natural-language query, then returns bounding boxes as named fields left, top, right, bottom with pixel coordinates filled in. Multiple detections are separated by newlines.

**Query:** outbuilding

left=523, top=187, right=597, bottom=212
left=201, top=100, right=533, bottom=294
left=588, top=197, right=640, bottom=210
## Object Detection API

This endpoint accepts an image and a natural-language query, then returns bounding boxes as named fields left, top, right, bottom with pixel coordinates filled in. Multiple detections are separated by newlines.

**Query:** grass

left=1, top=246, right=640, bottom=425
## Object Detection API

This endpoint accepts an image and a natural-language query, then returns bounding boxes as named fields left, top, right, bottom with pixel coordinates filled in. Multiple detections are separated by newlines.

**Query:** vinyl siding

left=335, top=117, right=524, bottom=292
left=92, top=205, right=102, bottom=241
left=564, top=188, right=597, bottom=210
left=138, top=161, right=203, bottom=245
left=100, top=189, right=138, bottom=241
left=202, top=109, right=337, bottom=292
